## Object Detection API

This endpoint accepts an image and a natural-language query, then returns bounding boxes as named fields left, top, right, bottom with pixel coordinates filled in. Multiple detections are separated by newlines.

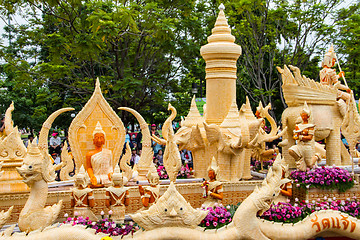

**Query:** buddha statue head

left=93, top=122, right=106, bottom=148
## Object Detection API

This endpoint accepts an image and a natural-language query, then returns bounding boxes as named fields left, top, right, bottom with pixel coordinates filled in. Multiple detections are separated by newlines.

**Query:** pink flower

left=213, top=222, right=218, bottom=227
left=206, top=222, right=210, bottom=226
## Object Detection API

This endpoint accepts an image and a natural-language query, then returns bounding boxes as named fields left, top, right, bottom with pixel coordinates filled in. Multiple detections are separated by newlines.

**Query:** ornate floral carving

left=131, top=182, right=208, bottom=230
left=16, top=108, right=72, bottom=232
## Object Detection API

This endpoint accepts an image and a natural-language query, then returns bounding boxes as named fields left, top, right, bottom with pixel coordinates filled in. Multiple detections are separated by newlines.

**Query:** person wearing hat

left=150, top=124, right=157, bottom=136
left=49, top=132, right=61, bottom=155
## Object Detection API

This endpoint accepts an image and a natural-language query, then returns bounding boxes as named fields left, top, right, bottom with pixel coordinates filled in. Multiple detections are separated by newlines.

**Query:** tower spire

left=200, top=4, right=242, bottom=125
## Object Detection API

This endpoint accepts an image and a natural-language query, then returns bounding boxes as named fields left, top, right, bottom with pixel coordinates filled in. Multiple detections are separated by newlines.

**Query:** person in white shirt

left=49, top=132, right=62, bottom=155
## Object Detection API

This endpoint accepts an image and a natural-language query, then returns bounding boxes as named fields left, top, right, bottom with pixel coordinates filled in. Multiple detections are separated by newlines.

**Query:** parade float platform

left=292, top=182, right=360, bottom=203
left=0, top=180, right=262, bottom=224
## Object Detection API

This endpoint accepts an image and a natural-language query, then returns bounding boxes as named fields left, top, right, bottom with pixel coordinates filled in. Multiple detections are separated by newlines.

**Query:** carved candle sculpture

left=0, top=162, right=13, bottom=228
left=279, top=65, right=348, bottom=167
left=131, top=182, right=208, bottom=231
left=119, top=107, right=153, bottom=180
left=320, top=44, right=351, bottom=109
left=71, top=165, right=97, bottom=221
left=202, top=157, right=223, bottom=208
left=288, top=102, right=320, bottom=171
left=138, top=163, right=160, bottom=210
left=250, top=102, right=285, bottom=171
left=85, top=122, right=113, bottom=187
left=59, top=141, right=74, bottom=181
left=105, top=165, right=129, bottom=223
left=16, top=108, right=72, bottom=232
left=0, top=102, right=29, bottom=193
left=273, top=163, right=292, bottom=204
left=68, top=78, right=125, bottom=178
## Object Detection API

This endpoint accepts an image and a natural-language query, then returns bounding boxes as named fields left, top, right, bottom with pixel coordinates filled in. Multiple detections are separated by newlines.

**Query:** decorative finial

left=182, top=95, right=203, bottom=128
left=301, top=101, right=311, bottom=116
left=219, top=3, right=225, bottom=11
left=96, top=77, right=100, bottom=88
left=220, top=100, right=241, bottom=129
left=207, top=157, right=219, bottom=177
left=92, top=121, right=106, bottom=137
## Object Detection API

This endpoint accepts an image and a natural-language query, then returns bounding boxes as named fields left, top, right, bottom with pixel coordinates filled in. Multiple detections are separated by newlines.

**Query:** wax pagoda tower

left=200, top=4, right=242, bottom=125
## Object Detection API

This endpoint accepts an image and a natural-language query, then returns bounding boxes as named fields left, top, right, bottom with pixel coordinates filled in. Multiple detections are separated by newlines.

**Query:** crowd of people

left=125, top=123, right=193, bottom=169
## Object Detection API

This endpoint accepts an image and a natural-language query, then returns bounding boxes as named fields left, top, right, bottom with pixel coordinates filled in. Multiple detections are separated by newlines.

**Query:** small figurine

left=71, top=165, right=97, bottom=221
left=105, top=165, right=129, bottom=223
left=86, top=122, right=113, bottom=187
left=138, top=164, right=160, bottom=210
left=202, top=157, right=223, bottom=208
left=320, top=44, right=351, bottom=107
left=273, top=163, right=292, bottom=204
left=288, top=102, right=320, bottom=171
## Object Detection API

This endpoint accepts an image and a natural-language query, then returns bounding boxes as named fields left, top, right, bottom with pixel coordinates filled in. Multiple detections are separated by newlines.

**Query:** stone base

left=0, top=180, right=260, bottom=224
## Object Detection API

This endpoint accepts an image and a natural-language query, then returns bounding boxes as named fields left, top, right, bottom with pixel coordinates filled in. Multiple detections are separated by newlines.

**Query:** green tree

left=225, top=0, right=344, bottom=120
left=336, top=3, right=360, bottom=98
left=0, top=0, right=213, bottom=128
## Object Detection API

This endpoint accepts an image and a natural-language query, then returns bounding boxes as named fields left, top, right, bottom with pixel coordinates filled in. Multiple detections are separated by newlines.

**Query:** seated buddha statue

left=86, top=122, right=113, bottom=187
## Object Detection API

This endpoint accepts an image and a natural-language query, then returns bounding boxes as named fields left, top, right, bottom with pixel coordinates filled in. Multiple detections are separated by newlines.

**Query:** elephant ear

left=203, top=122, right=221, bottom=144
left=189, top=124, right=205, bottom=149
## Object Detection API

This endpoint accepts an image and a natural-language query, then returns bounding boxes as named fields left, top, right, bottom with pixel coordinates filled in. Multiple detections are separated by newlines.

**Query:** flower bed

left=290, top=166, right=354, bottom=192
left=261, top=197, right=360, bottom=223
left=157, top=163, right=194, bottom=180
left=63, top=214, right=138, bottom=237
left=199, top=204, right=237, bottom=229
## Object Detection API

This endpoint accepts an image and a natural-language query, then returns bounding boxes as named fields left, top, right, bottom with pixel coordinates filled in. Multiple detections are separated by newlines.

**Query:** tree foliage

left=0, top=0, right=358, bottom=129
